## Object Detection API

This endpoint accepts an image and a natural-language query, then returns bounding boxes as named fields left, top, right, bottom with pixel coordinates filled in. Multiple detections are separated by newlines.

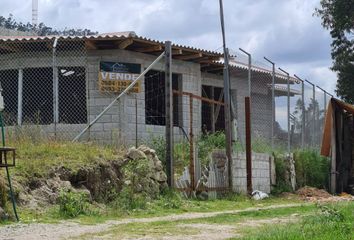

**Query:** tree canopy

left=0, top=14, right=98, bottom=37
left=315, top=0, right=354, bottom=103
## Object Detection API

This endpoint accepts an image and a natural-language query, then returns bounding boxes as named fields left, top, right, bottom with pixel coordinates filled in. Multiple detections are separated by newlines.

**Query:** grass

left=237, top=201, right=354, bottom=240
left=75, top=202, right=317, bottom=239
left=75, top=201, right=354, bottom=240
left=8, top=138, right=121, bottom=181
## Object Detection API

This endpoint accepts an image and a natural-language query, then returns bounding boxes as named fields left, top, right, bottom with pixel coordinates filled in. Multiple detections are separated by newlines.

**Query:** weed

left=58, top=189, right=91, bottom=218
left=294, top=149, right=330, bottom=189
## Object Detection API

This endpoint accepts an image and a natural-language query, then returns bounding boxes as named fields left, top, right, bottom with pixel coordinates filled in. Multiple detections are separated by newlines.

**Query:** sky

left=0, top=0, right=336, bottom=97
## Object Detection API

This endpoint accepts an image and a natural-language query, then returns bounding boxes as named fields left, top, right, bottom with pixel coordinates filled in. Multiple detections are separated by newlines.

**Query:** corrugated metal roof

left=0, top=31, right=221, bottom=56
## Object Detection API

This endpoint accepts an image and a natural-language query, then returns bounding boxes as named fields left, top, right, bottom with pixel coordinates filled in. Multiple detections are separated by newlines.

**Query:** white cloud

left=0, top=0, right=337, bottom=94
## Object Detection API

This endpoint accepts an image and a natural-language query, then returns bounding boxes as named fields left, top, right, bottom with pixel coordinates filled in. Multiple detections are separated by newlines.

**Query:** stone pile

left=125, top=145, right=168, bottom=192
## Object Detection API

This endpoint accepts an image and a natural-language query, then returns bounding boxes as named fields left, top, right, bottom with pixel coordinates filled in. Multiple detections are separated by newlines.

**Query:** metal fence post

left=305, top=80, right=315, bottom=147
left=279, top=68, right=290, bottom=154
left=294, top=74, right=305, bottom=148
left=239, top=48, right=251, bottom=97
left=17, top=69, right=23, bottom=126
left=165, top=41, right=174, bottom=188
left=264, top=57, right=275, bottom=150
left=52, top=38, right=59, bottom=139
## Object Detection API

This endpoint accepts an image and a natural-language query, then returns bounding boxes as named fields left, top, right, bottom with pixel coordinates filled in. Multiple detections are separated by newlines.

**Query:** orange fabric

left=320, top=101, right=333, bottom=156
left=320, top=98, right=354, bottom=157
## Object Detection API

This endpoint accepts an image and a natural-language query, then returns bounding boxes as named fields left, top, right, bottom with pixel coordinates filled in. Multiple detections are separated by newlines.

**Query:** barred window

left=58, top=67, right=87, bottom=124
left=23, top=67, right=53, bottom=125
left=0, top=69, right=18, bottom=125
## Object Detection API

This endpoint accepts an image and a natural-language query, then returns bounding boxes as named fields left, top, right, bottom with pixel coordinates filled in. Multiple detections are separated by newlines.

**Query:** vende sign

left=98, top=61, right=141, bottom=93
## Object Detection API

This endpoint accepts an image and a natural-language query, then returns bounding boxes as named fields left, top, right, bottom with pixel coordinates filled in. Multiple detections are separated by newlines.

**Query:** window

left=0, top=70, right=18, bottom=125
left=145, top=70, right=181, bottom=126
left=23, top=67, right=53, bottom=124
left=201, top=85, right=225, bottom=132
left=59, top=67, right=87, bottom=124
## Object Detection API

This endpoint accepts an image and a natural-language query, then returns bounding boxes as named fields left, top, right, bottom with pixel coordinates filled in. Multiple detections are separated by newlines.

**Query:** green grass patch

left=75, top=202, right=316, bottom=239
left=237, top=201, right=354, bottom=240
left=9, top=139, right=121, bottom=181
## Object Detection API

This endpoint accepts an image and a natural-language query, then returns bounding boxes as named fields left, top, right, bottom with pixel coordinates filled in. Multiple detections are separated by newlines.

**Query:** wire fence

left=0, top=36, right=334, bottom=195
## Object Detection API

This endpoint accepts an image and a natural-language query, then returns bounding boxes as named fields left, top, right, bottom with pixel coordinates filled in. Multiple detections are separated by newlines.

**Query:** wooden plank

left=173, top=90, right=224, bottom=106
left=174, top=53, right=202, bottom=60
left=117, top=38, right=133, bottom=49
left=135, top=45, right=162, bottom=52
left=211, top=86, right=215, bottom=133
left=214, top=91, right=224, bottom=120
left=85, top=40, right=97, bottom=50
left=172, top=49, right=183, bottom=55
left=194, top=56, right=220, bottom=63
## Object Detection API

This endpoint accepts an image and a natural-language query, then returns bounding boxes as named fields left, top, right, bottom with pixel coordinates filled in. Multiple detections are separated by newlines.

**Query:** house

left=0, top=31, right=299, bottom=145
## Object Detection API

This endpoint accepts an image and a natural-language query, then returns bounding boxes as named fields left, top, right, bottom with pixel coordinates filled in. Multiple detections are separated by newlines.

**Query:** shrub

left=271, top=152, right=293, bottom=195
left=294, top=150, right=330, bottom=189
left=58, top=189, right=90, bottom=218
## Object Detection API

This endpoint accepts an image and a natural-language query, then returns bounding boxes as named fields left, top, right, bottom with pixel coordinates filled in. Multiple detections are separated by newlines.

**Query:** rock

left=126, top=147, right=147, bottom=160
left=0, top=207, right=8, bottom=220
left=155, top=160, right=163, bottom=171
left=152, top=171, right=167, bottom=182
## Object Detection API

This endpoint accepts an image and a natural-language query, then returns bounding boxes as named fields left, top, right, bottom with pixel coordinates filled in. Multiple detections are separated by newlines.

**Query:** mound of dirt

left=12, top=145, right=167, bottom=210
left=296, top=186, right=332, bottom=199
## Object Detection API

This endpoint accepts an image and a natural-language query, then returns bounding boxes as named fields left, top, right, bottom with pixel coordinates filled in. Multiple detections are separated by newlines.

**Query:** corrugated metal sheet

left=0, top=31, right=222, bottom=56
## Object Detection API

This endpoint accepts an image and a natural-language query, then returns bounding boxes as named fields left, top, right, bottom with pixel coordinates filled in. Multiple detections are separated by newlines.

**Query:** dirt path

left=0, top=203, right=305, bottom=240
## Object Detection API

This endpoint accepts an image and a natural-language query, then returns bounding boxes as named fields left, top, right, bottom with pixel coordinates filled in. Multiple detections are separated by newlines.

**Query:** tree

left=315, top=0, right=354, bottom=103
left=0, top=14, right=98, bottom=37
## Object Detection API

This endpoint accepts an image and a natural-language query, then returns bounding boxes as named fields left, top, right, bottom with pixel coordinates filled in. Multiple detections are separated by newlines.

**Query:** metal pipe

left=264, top=57, right=275, bottom=149
left=278, top=67, right=290, bottom=154
left=73, top=52, right=165, bottom=142
left=52, top=37, right=59, bottom=139
left=305, top=80, right=316, bottom=147
left=294, top=74, right=305, bottom=149
left=239, top=48, right=251, bottom=97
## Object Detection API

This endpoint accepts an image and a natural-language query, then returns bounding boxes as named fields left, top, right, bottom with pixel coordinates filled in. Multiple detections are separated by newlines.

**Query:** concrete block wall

left=87, top=49, right=202, bottom=145
left=232, top=152, right=274, bottom=194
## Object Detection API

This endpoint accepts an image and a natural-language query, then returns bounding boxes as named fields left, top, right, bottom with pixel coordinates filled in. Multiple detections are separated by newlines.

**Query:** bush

left=58, top=189, right=91, bottom=218
left=198, top=131, right=226, bottom=165
left=294, top=150, right=330, bottom=189
left=271, top=153, right=293, bottom=195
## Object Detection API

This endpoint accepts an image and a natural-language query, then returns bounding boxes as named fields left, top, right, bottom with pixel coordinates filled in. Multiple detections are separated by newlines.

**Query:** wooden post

left=245, top=97, right=252, bottom=194
left=211, top=86, right=215, bottom=133
left=330, top=102, right=336, bottom=194
left=165, top=41, right=174, bottom=187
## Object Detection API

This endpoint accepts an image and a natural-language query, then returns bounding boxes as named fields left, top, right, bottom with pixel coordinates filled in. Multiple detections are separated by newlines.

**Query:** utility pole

left=218, top=0, right=232, bottom=189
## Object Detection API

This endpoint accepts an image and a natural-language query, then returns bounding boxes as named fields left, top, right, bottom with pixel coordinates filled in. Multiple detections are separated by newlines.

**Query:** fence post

left=189, top=96, right=195, bottom=191
left=245, top=96, right=252, bottom=194
left=264, top=57, right=275, bottom=150
left=279, top=68, right=290, bottom=154
left=222, top=48, right=233, bottom=189
left=294, top=74, right=305, bottom=149
left=165, top=41, right=174, bottom=188
left=52, top=38, right=59, bottom=139
left=17, top=69, right=23, bottom=126
left=305, top=80, right=315, bottom=147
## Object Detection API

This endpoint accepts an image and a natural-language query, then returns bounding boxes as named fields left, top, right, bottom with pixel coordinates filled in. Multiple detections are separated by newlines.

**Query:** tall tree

left=315, top=0, right=354, bottom=103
